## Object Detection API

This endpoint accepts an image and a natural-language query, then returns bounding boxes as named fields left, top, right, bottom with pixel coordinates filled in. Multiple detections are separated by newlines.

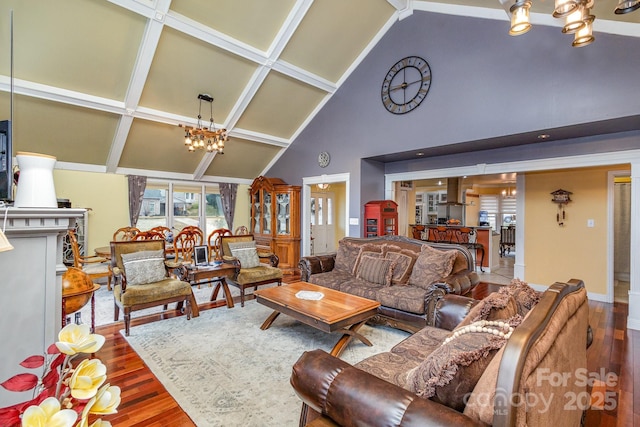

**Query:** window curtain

left=128, top=175, right=147, bottom=227
left=218, top=183, right=237, bottom=231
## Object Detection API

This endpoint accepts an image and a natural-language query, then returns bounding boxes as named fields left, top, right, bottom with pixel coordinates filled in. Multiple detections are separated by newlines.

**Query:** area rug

left=123, top=302, right=410, bottom=426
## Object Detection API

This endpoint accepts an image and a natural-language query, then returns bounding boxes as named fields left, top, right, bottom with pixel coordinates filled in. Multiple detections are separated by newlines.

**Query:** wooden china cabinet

left=250, top=176, right=301, bottom=275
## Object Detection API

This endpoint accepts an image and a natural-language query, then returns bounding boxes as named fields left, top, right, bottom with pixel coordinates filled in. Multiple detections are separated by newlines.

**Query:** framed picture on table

left=194, top=245, right=209, bottom=266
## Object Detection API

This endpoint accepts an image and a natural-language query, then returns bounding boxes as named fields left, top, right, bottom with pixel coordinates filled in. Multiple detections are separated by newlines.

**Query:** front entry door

left=311, top=192, right=335, bottom=255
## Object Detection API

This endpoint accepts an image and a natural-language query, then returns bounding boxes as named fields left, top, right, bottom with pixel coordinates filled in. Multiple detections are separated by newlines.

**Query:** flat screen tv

left=0, top=120, right=12, bottom=202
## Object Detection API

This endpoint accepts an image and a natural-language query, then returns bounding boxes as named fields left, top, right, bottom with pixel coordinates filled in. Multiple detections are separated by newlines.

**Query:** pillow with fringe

left=407, top=315, right=523, bottom=412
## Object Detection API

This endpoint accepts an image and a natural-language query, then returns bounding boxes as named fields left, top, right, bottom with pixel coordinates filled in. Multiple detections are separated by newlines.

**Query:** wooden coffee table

left=253, top=281, right=380, bottom=358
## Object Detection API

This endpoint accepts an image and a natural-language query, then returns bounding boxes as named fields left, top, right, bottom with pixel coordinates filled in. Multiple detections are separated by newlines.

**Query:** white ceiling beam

left=164, top=11, right=268, bottom=66
left=387, top=0, right=413, bottom=20
left=223, top=66, right=271, bottom=132
left=266, top=0, right=313, bottom=60
left=0, top=76, right=125, bottom=114
left=106, top=0, right=169, bottom=173
left=193, top=152, right=217, bottom=181
left=271, top=60, right=337, bottom=93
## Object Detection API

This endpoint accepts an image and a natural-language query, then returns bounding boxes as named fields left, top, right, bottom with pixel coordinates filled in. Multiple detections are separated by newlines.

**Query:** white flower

left=55, top=324, right=105, bottom=355
left=69, top=359, right=107, bottom=400
left=21, top=397, right=77, bottom=427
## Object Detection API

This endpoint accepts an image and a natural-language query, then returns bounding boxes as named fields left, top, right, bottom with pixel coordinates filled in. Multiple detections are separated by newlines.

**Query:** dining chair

left=113, top=226, right=140, bottom=241
left=68, top=229, right=113, bottom=290
left=132, top=229, right=166, bottom=240
left=208, top=228, right=232, bottom=260
left=234, top=225, right=249, bottom=235
left=172, top=226, right=204, bottom=265
left=149, top=226, right=173, bottom=242
left=110, top=240, right=192, bottom=336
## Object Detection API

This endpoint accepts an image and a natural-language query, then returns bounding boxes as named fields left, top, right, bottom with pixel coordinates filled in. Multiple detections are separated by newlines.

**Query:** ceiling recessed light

left=538, top=134, right=550, bottom=139
left=416, top=152, right=425, bottom=156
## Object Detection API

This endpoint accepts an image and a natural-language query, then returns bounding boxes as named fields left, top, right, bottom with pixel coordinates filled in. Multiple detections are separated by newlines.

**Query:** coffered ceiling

left=0, top=0, right=638, bottom=183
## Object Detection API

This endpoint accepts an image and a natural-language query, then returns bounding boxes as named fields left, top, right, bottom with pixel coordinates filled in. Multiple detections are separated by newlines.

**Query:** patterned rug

left=123, top=301, right=410, bottom=426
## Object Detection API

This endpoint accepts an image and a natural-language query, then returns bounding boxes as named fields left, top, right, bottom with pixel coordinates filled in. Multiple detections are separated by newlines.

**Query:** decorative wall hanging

left=551, top=189, right=572, bottom=226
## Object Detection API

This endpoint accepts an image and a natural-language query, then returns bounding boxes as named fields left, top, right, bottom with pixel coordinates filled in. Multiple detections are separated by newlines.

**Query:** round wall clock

left=381, top=56, right=432, bottom=115
left=318, top=151, right=331, bottom=168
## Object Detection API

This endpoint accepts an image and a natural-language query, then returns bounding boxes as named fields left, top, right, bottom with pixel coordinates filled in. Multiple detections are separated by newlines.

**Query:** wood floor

left=93, top=283, right=638, bottom=426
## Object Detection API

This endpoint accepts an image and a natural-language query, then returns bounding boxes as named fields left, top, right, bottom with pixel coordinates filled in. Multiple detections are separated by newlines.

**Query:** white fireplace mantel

left=0, top=207, right=85, bottom=407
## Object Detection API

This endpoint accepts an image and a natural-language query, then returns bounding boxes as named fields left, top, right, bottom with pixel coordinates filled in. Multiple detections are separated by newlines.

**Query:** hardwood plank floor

left=93, top=284, right=638, bottom=426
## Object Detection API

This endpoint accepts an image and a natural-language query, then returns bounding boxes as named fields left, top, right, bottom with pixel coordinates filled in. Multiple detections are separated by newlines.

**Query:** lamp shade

left=615, top=0, right=640, bottom=14
left=562, top=6, right=586, bottom=34
left=0, top=229, right=13, bottom=252
left=572, top=15, right=595, bottom=47
left=553, top=0, right=579, bottom=17
left=509, top=1, right=532, bottom=36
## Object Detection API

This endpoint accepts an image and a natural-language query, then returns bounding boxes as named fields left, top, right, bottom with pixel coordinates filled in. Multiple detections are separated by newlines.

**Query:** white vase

left=14, top=152, right=58, bottom=208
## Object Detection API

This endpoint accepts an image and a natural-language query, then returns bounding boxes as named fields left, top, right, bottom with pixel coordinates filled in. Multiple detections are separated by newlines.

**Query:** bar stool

left=454, top=227, right=485, bottom=272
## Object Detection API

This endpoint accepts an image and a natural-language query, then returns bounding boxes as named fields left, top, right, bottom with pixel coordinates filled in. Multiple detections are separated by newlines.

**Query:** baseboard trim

left=627, top=318, right=640, bottom=331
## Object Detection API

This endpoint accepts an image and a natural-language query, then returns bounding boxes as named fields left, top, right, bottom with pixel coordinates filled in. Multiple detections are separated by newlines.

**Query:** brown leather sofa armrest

left=298, top=254, right=336, bottom=281
left=433, top=294, right=479, bottom=331
left=291, top=349, right=485, bottom=427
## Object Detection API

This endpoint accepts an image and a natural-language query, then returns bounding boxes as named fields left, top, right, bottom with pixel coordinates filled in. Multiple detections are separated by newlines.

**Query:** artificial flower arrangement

left=0, top=323, right=120, bottom=427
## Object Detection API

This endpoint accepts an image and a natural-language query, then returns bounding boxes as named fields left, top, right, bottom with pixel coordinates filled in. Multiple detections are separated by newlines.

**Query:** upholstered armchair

left=219, top=234, right=282, bottom=307
left=110, top=240, right=193, bottom=336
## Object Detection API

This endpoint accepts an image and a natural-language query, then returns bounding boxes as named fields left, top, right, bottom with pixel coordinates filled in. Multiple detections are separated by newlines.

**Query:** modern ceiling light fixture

left=509, top=0, right=599, bottom=47
left=615, top=0, right=640, bottom=14
left=509, top=0, right=532, bottom=35
left=553, top=0, right=579, bottom=18
left=180, top=94, right=228, bottom=153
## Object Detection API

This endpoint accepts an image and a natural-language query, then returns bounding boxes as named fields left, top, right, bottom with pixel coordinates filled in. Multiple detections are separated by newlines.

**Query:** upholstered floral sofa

left=291, top=279, right=591, bottom=426
left=298, top=235, right=479, bottom=332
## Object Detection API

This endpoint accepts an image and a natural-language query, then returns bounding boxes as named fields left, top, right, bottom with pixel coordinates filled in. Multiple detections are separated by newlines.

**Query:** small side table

left=174, top=263, right=238, bottom=315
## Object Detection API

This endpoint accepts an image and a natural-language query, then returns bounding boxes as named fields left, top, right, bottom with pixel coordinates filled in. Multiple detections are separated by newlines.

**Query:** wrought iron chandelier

left=180, top=94, right=228, bottom=153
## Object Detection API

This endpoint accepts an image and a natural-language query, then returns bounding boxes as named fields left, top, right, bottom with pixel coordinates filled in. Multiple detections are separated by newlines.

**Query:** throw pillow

left=121, top=249, right=166, bottom=286
left=498, top=278, right=540, bottom=316
left=456, top=292, right=519, bottom=328
left=356, top=255, right=395, bottom=286
left=353, top=243, right=384, bottom=273
left=383, top=249, right=417, bottom=285
left=228, top=241, right=261, bottom=269
left=407, top=245, right=457, bottom=287
left=406, top=317, right=519, bottom=411
left=334, top=240, right=362, bottom=274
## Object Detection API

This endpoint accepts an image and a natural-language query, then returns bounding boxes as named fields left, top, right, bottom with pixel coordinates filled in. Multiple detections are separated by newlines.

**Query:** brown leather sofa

left=298, top=235, right=480, bottom=332
left=291, top=279, right=590, bottom=427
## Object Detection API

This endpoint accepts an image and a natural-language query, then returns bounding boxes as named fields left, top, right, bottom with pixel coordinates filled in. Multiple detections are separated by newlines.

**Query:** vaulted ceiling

left=1, top=0, right=638, bottom=183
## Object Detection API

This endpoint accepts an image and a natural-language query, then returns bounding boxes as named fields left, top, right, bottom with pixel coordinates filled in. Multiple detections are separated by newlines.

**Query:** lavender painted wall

left=268, top=11, right=640, bottom=235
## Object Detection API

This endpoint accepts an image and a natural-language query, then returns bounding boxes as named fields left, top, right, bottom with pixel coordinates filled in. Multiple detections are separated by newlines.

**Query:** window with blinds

left=479, top=195, right=498, bottom=231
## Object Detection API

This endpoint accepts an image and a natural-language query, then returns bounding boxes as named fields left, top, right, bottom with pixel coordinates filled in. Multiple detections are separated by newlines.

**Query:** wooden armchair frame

left=219, top=234, right=282, bottom=307
left=110, top=240, right=192, bottom=336
left=68, top=229, right=113, bottom=290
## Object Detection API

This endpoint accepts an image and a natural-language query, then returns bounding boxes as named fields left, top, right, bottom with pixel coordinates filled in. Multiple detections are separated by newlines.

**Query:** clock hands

left=389, top=78, right=423, bottom=92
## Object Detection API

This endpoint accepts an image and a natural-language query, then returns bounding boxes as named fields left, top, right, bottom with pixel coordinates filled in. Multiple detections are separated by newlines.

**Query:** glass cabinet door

left=252, top=191, right=261, bottom=234
left=262, top=190, right=271, bottom=234
left=276, top=192, right=291, bottom=235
